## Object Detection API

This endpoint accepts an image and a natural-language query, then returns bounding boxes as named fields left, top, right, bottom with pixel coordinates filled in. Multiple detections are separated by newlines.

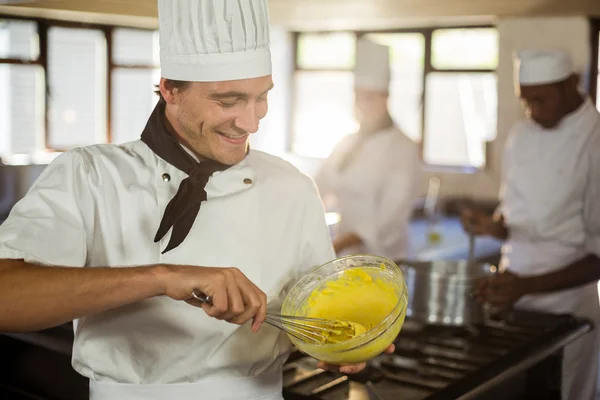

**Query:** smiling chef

left=461, top=49, right=600, bottom=400
left=0, top=1, right=393, bottom=399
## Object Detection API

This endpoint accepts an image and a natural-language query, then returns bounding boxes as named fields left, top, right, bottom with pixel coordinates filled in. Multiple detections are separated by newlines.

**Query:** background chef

left=461, top=49, right=600, bottom=400
left=315, top=38, right=422, bottom=261
left=0, top=1, right=392, bottom=399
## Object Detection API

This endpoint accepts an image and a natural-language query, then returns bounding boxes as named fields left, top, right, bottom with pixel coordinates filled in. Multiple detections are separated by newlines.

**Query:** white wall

left=254, top=16, right=595, bottom=201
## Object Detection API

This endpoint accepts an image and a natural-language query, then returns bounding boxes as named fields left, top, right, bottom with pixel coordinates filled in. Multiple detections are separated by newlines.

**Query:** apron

left=500, top=97, right=600, bottom=400
left=90, top=372, right=283, bottom=400
left=501, top=241, right=600, bottom=400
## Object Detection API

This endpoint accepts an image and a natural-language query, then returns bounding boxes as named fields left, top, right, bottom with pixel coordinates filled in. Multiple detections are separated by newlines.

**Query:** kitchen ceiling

left=0, top=0, right=599, bottom=30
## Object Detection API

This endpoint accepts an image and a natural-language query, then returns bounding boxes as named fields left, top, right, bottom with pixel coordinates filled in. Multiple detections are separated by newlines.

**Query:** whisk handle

left=191, top=291, right=212, bottom=304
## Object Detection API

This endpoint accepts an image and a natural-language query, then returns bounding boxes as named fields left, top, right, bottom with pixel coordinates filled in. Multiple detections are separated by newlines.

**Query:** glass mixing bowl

left=281, top=255, right=408, bottom=365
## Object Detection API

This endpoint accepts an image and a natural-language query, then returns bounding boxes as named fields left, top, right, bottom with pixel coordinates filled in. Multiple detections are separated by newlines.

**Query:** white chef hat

left=514, top=49, right=575, bottom=86
left=354, top=38, right=390, bottom=93
left=158, top=0, right=272, bottom=82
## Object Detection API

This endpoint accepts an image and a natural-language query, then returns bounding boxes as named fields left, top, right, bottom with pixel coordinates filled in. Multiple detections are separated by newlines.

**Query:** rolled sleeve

left=0, top=151, right=90, bottom=267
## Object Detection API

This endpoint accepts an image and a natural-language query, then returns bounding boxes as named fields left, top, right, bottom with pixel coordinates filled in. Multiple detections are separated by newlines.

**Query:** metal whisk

left=264, top=313, right=358, bottom=344
left=191, top=291, right=357, bottom=344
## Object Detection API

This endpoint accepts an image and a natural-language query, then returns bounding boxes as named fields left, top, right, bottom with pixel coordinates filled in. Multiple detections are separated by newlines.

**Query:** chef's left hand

left=473, top=270, right=526, bottom=310
left=316, top=344, right=395, bottom=374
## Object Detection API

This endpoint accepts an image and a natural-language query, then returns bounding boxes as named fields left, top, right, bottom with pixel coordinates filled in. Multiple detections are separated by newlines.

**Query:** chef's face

left=517, top=75, right=578, bottom=129
left=161, top=75, right=273, bottom=165
left=354, top=89, right=389, bottom=125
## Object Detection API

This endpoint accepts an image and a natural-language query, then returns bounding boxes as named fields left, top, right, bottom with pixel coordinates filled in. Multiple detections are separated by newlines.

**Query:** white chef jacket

left=315, top=126, right=421, bottom=261
left=498, top=97, right=600, bottom=400
left=0, top=140, right=335, bottom=400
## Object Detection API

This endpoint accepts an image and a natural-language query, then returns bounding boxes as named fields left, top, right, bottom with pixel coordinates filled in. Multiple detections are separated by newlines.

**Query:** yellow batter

left=302, top=265, right=398, bottom=344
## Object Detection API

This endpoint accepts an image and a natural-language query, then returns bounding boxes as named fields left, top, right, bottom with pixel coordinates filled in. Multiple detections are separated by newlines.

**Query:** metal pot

left=397, top=259, right=497, bottom=326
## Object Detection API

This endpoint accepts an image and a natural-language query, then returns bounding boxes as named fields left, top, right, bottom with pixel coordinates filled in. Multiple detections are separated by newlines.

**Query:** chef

left=315, top=38, right=421, bottom=261
left=0, top=1, right=392, bottom=399
left=461, top=49, right=600, bottom=400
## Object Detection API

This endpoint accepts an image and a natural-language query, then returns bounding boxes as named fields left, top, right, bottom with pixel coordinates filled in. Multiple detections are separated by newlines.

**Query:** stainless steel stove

left=281, top=310, right=592, bottom=400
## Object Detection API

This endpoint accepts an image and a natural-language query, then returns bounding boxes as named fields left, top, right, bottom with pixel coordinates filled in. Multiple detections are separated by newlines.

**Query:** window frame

left=0, top=14, right=158, bottom=153
left=590, top=17, right=599, bottom=107
left=292, top=25, right=498, bottom=172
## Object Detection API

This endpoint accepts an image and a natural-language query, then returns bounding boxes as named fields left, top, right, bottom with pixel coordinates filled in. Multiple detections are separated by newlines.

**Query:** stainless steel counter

left=2, top=310, right=592, bottom=400
left=281, top=311, right=593, bottom=400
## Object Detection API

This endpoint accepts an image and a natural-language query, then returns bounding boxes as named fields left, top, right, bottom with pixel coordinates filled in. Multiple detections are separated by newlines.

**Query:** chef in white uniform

left=315, top=38, right=421, bottom=261
left=0, top=1, right=392, bottom=399
left=462, top=49, right=600, bottom=400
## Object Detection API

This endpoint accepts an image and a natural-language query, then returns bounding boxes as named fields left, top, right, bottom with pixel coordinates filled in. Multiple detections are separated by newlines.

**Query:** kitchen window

left=292, top=32, right=357, bottom=159
left=0, top=16, right=159, bottom=162
left=291, top=27, right=499, bottom=170
left=111, top=28, right=160, bottom=145
left=47, top=26, right=108, bottom=149
left=0, top=19, right=44, bottom=159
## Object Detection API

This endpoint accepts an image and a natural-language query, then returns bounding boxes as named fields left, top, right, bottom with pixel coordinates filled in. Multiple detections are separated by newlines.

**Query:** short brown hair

left=154, top=79, right=191, bottom=101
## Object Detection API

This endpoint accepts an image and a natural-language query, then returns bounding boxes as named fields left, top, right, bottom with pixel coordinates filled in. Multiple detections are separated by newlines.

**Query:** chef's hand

left=460, top=207, right=494, bottom=236
left=472, top=270, right=526, bottom=310
left=460, top=205, right=508, bottom=240
left=316, top=344, right=395, bottom=374
left=160, top=265, right=267, bottom=332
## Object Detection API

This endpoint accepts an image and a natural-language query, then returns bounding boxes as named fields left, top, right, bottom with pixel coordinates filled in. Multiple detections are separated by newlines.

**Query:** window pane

left=0, top=64, right=44, bottom=157
left=113, top=28, right=159, bottom=67
left=292, top=71, right=357, bottom=158
left=432, top=28, right=498, bottom=70
left=111, top=68, right=160, bottom=144
left=0, top=19, right=39, bottom=60
left=365, top=33, right=425, bottom=142
left=297, top=32, right=355, bottom=70
left=423, top=73, right=497, bottom=168
left=47, top=27, right=107, bottom=149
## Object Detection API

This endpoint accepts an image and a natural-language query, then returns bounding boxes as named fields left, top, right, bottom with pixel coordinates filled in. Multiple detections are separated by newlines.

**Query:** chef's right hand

left=159, top=265, right=267, bottom=332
